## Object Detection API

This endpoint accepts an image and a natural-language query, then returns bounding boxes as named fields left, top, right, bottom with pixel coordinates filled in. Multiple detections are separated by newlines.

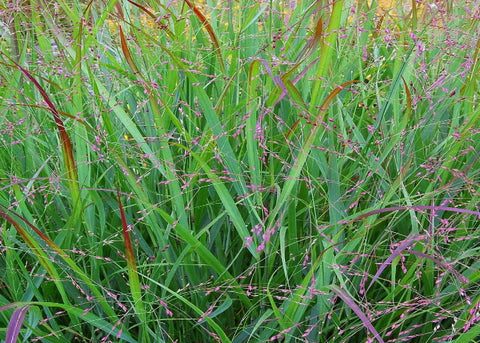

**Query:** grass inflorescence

left=0, top=0, right=479, bottom=342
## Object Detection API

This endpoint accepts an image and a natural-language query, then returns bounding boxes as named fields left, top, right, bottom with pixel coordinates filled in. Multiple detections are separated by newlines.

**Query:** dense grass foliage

left=0, top=0, right=479, bottom=342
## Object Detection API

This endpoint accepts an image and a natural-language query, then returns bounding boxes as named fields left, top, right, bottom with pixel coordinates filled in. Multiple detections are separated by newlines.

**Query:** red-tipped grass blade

left=183, top=0, right=225, bottom=73
left=119, top=25, right=141, bottom=75
left=116, top=191, right=146, bottom=321
left=10, top=61, right=80, bottom=216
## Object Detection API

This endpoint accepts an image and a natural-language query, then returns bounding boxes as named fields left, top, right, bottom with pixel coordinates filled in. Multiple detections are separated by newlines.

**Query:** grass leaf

left=330, top=285, right=385, bottom=343
left=5, top=305, right=30, bottom=343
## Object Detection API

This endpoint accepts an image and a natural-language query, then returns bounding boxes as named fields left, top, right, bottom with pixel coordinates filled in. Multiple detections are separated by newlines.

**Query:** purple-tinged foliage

left=0, top=0, right=479, bottom=342
left=367, top=234, right=419, bottom=291
left=4, top=305, right=30, bottom=343
left=330, top=285, right=385, bottom=343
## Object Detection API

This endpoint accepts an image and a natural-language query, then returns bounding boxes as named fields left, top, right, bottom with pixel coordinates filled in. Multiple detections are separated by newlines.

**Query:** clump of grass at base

left=0, top=0, right=479, bottom=342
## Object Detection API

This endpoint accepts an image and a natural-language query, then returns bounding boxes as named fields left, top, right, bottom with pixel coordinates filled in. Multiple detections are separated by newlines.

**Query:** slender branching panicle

left=0, top=0, right=479, bottom=342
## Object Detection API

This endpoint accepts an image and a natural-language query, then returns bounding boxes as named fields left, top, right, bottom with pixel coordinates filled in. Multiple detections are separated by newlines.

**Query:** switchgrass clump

left=0, top=0, right=479, bottom=342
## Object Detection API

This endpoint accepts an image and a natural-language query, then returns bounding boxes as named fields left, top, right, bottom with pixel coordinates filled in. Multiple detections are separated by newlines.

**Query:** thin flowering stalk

left=16, top=103, right=92, bottom=128
left=318, top=205, right=480, bottom=231
left=351, top=205, right=480, bottom=222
